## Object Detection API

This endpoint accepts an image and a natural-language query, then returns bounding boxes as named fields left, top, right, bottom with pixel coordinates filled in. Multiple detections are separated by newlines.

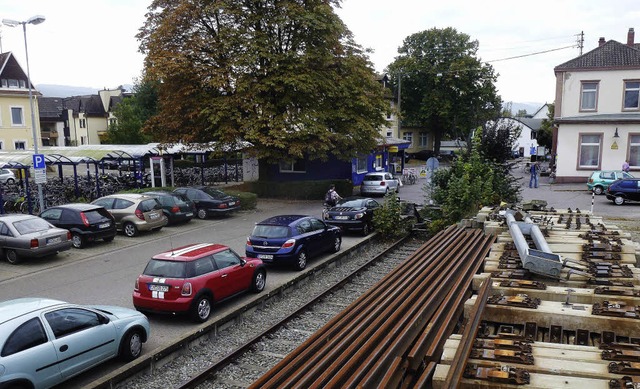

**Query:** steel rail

left=442, top=275, right=493, bottom=388
left=175, top=234, right=416, bottom=389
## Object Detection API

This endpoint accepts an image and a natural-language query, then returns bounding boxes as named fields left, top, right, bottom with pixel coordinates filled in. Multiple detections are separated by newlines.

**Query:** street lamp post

left=2, top=15, right=46, bottom=213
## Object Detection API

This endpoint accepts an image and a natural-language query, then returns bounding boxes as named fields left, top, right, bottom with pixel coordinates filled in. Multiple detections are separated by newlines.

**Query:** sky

left=1, top=0, right=640, bottom=106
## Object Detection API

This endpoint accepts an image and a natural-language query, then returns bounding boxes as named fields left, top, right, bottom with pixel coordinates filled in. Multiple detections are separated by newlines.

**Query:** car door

left=43, top=307, right=117, bottom=380
left=0, top=316, right=62, bottom=388
left=0, top=221, right=12, bottom=251
left=211, top=249, right=252, bottom=297
left=308, top=217, right=331, bottom=255
left=111, top=198, right=135, bottom=227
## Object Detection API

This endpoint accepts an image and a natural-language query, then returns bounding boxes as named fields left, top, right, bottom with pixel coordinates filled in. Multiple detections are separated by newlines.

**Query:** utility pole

left=578, top=31, right=584, bottom=55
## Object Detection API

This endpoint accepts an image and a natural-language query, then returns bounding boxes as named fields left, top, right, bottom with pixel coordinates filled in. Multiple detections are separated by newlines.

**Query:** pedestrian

left=623, top=160, right=630, bottom=173
left=324, top=184, right=341, bottom=207
left=529, top=162, right=540, bottom=188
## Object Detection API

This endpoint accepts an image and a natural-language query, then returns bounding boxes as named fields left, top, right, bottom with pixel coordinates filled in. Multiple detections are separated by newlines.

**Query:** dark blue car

left=245, top=215, right=342, bottom=270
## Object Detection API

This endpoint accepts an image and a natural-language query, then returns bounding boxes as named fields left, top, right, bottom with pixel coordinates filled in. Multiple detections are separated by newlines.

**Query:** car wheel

left=332, top=236, right=342, bottom=253
left=5, top=178, right=14, bottom=185
left=119, top=329, right=144, bottom=361
left=614, top=195, right=625, bottom=206
left=123, top=222, right=138, bottom=237
left=252, top=269, right=266, bottom=293
left=103, top=236, right=115, bottom=242
left=190, top=295, right=212, bottom=323
left=593, top=186, right=604, bottom=195
left=197, top=208, right=208, bottom=219
left=362, top=223, right=370, bottom=236
left=295, top=250, right=307, bottom=271
left=71, top=233, right=85, bottom=249
left=5, top=249, right=20, bottom=265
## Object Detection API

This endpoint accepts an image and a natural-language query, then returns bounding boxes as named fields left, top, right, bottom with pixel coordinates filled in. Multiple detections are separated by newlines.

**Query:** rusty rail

left=250, top=225, right=495, bottom=388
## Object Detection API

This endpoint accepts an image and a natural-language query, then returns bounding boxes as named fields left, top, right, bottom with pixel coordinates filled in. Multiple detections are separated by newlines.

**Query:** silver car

left=0, top=168, right=16, bottom=184
left=0, top=298, right=150, bottom=389
left=91, top=193, right=168, bottom=237
left=360, top=172, right=400, bottom=196
left=0, top=214, right=73, bottom=265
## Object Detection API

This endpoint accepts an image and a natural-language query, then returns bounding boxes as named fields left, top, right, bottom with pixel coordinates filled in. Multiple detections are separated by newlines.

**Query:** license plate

left=258, top=254, right=273, bottom=260
left=186, top=213, right=193, bottom=217
left=148, top=284, right=169, bottom=292
left=334, top=216, right=349, bottom=220
left=47, top=237, right=62, bottom=245
left=99, top=223, right=110, bottom=229
left=149, top=213, right=159, bottom=219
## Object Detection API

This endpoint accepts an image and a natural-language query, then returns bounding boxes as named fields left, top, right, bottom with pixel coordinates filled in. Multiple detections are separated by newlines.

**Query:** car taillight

left=588, top=178, right=594, bottom=184
left=181, top=282, right=192, bottom=296
left=171, top=206, right=180, bottom=213
left=246, top=237, right=252, bottom=246
left=379, top=182, right=386, bottom=186
left=30, top=239, right=39, bottom=248
left=282, top=239, right=296, bottom=249
left=135, top=209, right=145, bottom=220
left=134, top=278, right=139, bottom=291
left=67, top=231, right=72, bottom=240
left=80, top=212, right=90, bottom=226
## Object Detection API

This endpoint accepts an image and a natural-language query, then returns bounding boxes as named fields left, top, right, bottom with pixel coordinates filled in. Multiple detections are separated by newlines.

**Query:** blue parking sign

left=33, top=154, right=45, bottom=169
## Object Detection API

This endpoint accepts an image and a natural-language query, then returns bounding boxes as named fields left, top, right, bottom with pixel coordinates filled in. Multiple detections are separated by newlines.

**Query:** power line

left=486, top=44, right=578, bottom=63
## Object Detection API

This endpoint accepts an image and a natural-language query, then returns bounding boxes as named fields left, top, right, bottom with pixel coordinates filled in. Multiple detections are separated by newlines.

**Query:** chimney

left=628, top=28, right=635, bottom=46
left=599, top=37, right=606, bottom=46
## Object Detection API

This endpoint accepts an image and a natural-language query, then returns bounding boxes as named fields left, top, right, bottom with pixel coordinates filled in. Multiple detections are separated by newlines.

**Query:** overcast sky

left=2, top=0, right=640, bottom=106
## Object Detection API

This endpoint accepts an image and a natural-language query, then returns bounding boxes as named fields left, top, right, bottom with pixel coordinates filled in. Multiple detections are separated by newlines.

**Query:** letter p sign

left=33, top=154, right=45, bottom=169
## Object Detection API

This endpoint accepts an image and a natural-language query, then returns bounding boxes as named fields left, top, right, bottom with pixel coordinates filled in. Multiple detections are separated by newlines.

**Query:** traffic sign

left=33, top=154, right=45, bottom=169
left=34, top=168, right=47, bottom=184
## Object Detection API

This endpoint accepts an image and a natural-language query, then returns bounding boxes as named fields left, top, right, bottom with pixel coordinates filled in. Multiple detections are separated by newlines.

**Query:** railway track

left=94, top=235, right=423, bottom=389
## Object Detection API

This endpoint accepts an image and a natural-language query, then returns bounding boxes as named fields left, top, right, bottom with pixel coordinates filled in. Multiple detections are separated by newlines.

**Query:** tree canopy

left=386, top=27, right=502, bottom=155
left=537, top=103, right=554, bottom=150
left=137, top=0, right=388, bottom=162
left=105, top=79, right=158, bottom=144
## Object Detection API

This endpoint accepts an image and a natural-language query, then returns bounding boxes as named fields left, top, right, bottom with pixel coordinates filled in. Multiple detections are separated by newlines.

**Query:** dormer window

left=1, top=79, right=26, bottom=89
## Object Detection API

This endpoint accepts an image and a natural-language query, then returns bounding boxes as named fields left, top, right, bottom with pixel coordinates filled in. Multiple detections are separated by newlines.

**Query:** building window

left=14, top=141, right=25, bottom=150
left=419, top=132, right=429, bottom=147
left=624, top=81, right=640, bottom=110
left=109, top=118, right=117, bottom=126
left=279, top=159, right=306, bottom=173
left=580, top=82, right=598, bottom=111
left=629, top=134, right=640, bottom=168
left=0, top=142, right=4, bottom=150
left=10, top=107, right=24, bottom=126
left=7, top=79, right=19, bottom=88
left=402, top=131, right=413, bottom=146
left=79, top=119, right=86, bottom=128
left=356, top=157, right=368, bottom=173
left=578, top=133, right=601, bottom=168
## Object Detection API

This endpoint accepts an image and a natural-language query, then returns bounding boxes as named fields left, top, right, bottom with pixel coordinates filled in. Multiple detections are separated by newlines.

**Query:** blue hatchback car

left=245, top=215, right=342, bottom=270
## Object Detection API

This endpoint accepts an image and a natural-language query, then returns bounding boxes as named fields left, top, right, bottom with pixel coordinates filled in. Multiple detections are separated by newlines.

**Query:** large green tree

left=105, top=79, right=158, bottom=144
left=537, top=103, right=554, bottom=150
left=137, top=0, right=388, bottom=162
left=387, top=27, right=502, bottom=155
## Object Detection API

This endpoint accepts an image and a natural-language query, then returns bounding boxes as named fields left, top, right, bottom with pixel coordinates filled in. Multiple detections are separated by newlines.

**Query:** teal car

left=0, top=298, right=150, bottom=389
left=587, top=170, right=634, bottom=195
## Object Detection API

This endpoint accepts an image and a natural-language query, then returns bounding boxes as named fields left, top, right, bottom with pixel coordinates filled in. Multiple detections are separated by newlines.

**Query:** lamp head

left=27, top=15, right=45, bottom=25
left=2, top=18, right=20, bottom=27
left=614, top=127, right=620, bottom=138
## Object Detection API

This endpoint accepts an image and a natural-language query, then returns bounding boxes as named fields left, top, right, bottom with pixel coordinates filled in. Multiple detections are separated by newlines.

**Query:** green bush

left=246, top=180, right=353, bottom=200
left=372, top=192, right=409, bottom=240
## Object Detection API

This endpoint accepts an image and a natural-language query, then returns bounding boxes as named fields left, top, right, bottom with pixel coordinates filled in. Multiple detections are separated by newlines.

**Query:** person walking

left=623, top=160, right=630, bottom=173
left=324, top=184, right=341, bottom=207
left=529, top=162, right=540, bottom=188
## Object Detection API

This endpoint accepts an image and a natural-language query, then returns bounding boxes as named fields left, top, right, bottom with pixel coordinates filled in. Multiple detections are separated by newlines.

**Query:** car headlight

left=354, top=213, right=364, bottom=219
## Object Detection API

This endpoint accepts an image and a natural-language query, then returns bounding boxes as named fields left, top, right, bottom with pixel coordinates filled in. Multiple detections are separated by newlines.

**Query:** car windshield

left=252, top=225, right=289, bottom=238
left=336, top=199, right=365, bottom=207
left=202, top=188, right=228, bottom=199
left=143, top=259, right=186, bottom=278
left=13, top=218, right=51, bottom=235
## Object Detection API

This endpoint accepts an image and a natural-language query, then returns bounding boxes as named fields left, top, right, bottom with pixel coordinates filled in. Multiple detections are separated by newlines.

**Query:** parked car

left=587, top=170, right=634, bottom=195
left=40, top=203, right=117, bottom=248
left=133, top=243, right=266, bottom=322
left=0, top=297, right=149, bottom=389
left=606, top=178, right=640, bottom=205
left=360, top=172, right=400, bottom=197
left=0, top=214, right=72, bottom=264
left=91, top=194, right=168, bottom=237
left=174, top=186, right=240, bottom=219
left=246, top=215, right=342, bottom=270
left=322, top=196, right=380, bottom=235
left=143, top=191, right=194, bottom=225
left=407, top=149, right=434, bottom=161
left=0, top=168, right=16, bottom=184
